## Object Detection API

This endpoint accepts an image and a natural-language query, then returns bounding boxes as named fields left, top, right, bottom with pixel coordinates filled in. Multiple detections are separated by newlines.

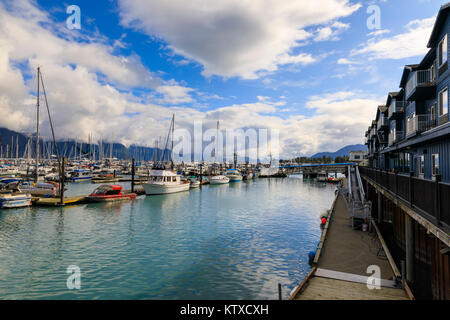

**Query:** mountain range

left=311, top=144, right=367, bottom=159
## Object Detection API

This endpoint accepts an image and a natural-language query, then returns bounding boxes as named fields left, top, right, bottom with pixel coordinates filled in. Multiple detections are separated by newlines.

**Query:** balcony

left=388, top=101, right=406, bottom=120
left=388, top=130, right=404, bottom=146
left=406, top=114, right=438, bottom=137
left=405, top=69, right=436, bottom=100
left=377, top=116, right=389, bottom=130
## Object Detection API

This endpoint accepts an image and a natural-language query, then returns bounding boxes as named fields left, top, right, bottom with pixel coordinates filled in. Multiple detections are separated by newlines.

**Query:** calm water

left=0, top=177, right=336, bottom=299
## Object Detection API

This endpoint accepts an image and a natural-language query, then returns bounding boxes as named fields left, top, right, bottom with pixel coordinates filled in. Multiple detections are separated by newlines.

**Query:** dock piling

left=60, top=156, right=65, bottom=206
left=131, top=158, right=135, bottom=193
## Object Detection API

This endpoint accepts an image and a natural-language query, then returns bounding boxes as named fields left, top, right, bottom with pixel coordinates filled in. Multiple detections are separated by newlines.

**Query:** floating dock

left=32, top=195, right=88, bottom=206
left=290, top=175, right=413, bottom=300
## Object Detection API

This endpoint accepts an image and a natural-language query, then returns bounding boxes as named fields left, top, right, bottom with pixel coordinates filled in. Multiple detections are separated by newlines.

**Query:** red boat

left=87, top=185, right=136, bottom=202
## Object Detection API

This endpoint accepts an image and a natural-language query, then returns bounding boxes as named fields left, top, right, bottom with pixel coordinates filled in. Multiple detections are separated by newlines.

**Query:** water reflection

left=0, top=178, right=335, bottom=299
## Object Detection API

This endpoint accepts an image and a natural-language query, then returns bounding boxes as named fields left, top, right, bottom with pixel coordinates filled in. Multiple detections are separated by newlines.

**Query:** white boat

left=209, top=175, right=230, bottom=185
left=242, top=172, right=253, bottom=180
left=189, top=177, right=200, bottom=188
left=143, top=169, right=190, bottom=195
left=317, top=171, right=328, bottom=182
left=0, top=192, right=32, bottom=208
left=20, top=181, right=60, bottom=197
left=225, top=169, right=243, bottom=182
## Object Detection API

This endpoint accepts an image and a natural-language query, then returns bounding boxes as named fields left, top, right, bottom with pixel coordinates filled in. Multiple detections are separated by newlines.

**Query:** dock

left=290, top=173, right=412, bottom=300
left=32, top=195, right=88, bottom=206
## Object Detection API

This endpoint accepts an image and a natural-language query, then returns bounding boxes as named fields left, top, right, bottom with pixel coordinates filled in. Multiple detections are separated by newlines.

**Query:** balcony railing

left=406, top=114, right=438, bottom=136
left=388, top=101, right=406, bottom=119
left=377, top=116, right=388, bottom=129
left=359, top=167, right=450, bottom=229
left=405, top=69, right=435, bottom=98
left=388, top=130, right=404, bottom=145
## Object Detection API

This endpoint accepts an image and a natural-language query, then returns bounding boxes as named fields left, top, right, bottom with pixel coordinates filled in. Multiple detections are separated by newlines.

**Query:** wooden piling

left=131, top=158, right=135, bottom=193
left=60, top=156, right=65, bottom=206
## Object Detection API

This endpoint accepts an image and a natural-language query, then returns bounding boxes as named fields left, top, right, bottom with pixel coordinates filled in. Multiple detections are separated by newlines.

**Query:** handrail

left=348, top=165, right=352, bottom=199
left=356, top=166, right=365, bottom=201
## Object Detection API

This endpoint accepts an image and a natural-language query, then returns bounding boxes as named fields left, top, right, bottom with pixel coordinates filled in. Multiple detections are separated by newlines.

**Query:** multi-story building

left=361, top=3, right=449, bottom=300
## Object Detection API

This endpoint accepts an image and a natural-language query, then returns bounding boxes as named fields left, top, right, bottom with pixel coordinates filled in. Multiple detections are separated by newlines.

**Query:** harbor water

left=0, top=176, right=336, bottom=299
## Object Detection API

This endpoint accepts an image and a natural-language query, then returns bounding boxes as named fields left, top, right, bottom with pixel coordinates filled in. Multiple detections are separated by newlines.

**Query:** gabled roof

left=427, top=2, right=450, bottom=48
left=378, top=105, right=387, bottom=113
left=386, top=92, right=399, bottom=107
left=399, top=65, right=419, bottom=88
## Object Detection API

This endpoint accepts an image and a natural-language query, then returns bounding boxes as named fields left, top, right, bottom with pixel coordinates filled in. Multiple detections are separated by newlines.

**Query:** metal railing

left=388, top=101, right=406, bottom=118
left=406, top=114, right=438, bottom=136
left=377, top=116, right=388, bottom=129
left=359, top=166, right=449, bottom=229
left=388, top=130, right=405, bottom=145
left=405, top=69, right=435, bottom=98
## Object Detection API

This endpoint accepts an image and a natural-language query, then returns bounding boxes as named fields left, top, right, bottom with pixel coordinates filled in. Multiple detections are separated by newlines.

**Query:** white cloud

left=352, top=17, right=435, bottom=60
left=314, top=21, right=350, bottom=42
left=0, top=0, right=373, bottom=158
left=119, top=0, right=361, bottom=79
left=155, top=85, right=195, bottom=104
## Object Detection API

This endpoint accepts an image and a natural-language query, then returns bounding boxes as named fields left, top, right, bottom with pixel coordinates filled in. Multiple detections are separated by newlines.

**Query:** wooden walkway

left=290, top=179, right=411, bottom=300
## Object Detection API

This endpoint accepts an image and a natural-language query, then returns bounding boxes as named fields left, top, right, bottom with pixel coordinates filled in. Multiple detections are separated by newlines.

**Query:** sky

left=0, top=0, right=447, bottom=158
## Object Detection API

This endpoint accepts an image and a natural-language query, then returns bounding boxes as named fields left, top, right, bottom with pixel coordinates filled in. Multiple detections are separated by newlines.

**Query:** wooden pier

left=290, top=177, right=412, bottom=300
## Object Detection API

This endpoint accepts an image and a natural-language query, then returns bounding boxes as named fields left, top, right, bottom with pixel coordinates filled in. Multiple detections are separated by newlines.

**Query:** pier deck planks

left=292, top=177, right=410, bottom=300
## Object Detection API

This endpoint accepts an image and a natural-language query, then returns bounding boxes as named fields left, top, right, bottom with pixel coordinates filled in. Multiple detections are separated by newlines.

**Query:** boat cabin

left=91, top=185, right=123, bottom=196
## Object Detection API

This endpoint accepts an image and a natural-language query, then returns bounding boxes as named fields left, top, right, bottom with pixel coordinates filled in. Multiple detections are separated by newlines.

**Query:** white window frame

left=438, top=34, right=447, bottom=67
left=439, top=87, right=448, bottom=116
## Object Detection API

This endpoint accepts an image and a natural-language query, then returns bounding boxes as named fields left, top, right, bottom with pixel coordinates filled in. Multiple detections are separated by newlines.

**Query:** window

left=420, top=155, right=425, bottom=174
left=354, top=155, right=361, bottom=160
left=439, top=88, right=448, bottom=116
left=405, top=153, right=410, bottom=169
left=432, top=154, right=440, bottom=176
left=439, top=34, right=447, bottom=67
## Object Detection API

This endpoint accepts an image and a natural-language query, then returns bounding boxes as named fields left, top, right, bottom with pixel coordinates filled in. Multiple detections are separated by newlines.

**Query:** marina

left=0, top=175, right=336, bottom=299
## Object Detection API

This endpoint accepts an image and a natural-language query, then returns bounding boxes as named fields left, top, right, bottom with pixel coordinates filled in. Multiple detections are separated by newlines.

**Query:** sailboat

left=143, top=115, right=190, bottom=195
left=209, top=121, right=230, bottom=185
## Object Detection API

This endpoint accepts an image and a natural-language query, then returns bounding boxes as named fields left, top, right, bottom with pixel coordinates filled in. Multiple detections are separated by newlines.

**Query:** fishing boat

left=225, top=169, right=243, bottom=182
left=209, top=175, right=230, bottom=185
left=143, top=169, right=190, bottom=195
left=87, top=184, right=136, bottom=202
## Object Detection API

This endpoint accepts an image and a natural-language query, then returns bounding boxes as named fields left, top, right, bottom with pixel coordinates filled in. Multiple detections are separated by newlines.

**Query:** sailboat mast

left=171, top=114, right=174, bottom=170
left=35, top=66, right=40, bottom=183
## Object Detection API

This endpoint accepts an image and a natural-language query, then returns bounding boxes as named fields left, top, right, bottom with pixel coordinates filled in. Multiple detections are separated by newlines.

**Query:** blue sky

left=0, top=0, right=447, bottom=157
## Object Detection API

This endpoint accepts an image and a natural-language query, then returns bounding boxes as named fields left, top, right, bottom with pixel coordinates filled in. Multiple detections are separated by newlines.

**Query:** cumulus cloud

left=0, top=0, right=374, bottom=158
left=351, top=16, right=435, bottom=60
left=119, top=0, right=361, bottom=79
